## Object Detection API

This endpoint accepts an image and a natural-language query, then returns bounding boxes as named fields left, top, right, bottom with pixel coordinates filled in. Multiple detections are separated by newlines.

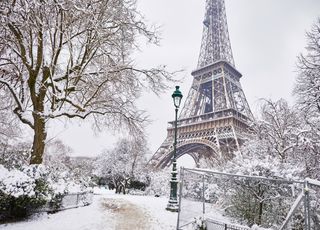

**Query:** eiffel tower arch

left=150, top=0, right=253, bottom=168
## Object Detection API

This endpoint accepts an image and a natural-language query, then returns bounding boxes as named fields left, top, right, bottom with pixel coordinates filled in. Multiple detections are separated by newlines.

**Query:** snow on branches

left=0, top=0, right=174, bottom=164
left=295, top=18, right=320, bottom=116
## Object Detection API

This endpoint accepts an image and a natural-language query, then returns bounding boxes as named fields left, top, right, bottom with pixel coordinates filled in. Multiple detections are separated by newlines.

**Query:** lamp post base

left=166, top=159, right=179, bottom=212
left=166, top=199, right=179, bottom=212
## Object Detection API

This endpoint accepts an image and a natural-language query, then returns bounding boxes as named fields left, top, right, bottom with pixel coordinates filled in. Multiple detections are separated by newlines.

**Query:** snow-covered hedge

left=0, top=165, right=49, bottom=219
left=0, top=164, right=91, bottom=220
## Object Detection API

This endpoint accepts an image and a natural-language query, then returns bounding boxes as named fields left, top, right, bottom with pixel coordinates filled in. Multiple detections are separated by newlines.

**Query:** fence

left=176, top=167, right=320, bottom=230
left=37, top=191, right=94, bottom=213
left=178, top=218, right=251, bottom=230
left=206, top=219, right=250, bottom=230
left=58, top=191, right=94, bottom=211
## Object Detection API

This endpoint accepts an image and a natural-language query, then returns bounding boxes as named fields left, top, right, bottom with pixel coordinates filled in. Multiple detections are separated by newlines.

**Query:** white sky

left=48, top=0, right=320, bottom=158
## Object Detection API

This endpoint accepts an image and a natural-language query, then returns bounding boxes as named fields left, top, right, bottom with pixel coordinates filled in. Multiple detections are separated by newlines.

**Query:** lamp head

left=172, top=86, right=183, bottom=108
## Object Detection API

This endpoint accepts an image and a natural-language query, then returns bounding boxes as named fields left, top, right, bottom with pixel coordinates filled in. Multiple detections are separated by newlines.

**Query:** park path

left=101, top=197, right=151, bottom=230
left=0, top=190, right=177, bottom=230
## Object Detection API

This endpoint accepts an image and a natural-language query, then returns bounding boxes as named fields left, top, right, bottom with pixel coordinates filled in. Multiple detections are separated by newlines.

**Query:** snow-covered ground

left=1, top=188, right=178, bottom=230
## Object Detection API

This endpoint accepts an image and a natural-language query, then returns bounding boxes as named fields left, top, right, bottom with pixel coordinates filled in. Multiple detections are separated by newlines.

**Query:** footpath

left=1, top=189, right=177, bottom=230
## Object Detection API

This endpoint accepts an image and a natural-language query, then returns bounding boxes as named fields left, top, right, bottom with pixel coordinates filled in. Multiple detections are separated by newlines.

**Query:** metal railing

left=177, top=167, right=320, bottom=230
left=177, top=218, right=250, bottom=230
left=36, top=191, right=94, bottom=213
left=206, top=219, right=250, bottom=230
left=58, top=191, right=93, bottom=211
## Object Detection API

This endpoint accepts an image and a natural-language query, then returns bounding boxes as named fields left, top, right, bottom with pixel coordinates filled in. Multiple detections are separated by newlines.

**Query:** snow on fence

left=206, top=218, right=250, bottom=230
left=59, top=191, right=93, bottom=211
left=178, top=218, right=250, bottom=230
left=36, top=191, right=93, bottom=213
left=176, top=167, right=320, bottom=230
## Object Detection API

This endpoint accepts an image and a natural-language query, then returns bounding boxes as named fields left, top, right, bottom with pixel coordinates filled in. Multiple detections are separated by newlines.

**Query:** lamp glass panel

left=174, top=96, right=181, bottom=108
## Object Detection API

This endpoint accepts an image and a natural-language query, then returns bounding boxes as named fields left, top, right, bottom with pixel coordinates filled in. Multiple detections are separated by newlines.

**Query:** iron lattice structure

left=150, top=0, right=253, bottom=168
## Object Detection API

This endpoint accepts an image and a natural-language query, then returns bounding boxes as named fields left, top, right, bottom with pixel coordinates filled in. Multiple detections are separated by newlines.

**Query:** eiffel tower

left=150, top=0, right=253, bottom=168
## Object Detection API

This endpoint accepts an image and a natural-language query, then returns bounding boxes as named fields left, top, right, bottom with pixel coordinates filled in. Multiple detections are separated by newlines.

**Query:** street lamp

left=166, top=86, right=183, bottom=212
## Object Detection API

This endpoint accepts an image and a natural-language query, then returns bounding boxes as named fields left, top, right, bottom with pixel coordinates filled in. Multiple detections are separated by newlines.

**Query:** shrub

left=0, top=162, right=93, bottom=221
left=0, top=165, right=49, bottom=220
left=129, top=180, right=147, bottom=191
left=48, top=193, right=64, bottom=212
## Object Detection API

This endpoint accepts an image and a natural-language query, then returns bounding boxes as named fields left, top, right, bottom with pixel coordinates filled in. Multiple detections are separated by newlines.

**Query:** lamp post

left=166, top=86, right=183, bottom=212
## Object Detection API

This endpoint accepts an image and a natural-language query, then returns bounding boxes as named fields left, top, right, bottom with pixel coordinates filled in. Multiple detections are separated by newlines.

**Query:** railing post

left=304, top=180, right=311, bottom=230
left=176, top=167, right=185, bottom=230
left=76, top=193, right=79, bottom=207
left=202, top=174, right=205, bottom=217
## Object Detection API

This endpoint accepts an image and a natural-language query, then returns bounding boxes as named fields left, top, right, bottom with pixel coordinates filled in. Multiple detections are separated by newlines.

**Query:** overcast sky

left=49, top=0, right=320, bottom=158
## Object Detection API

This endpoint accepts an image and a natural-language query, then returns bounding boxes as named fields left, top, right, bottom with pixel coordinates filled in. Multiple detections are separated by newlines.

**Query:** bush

left=129, top=180, right=147, bottom=191
left=0, top=165, right=49, bottom=220
left=5, top=194, right=46, bottom=219
left=0, top=161, right=93, bottom=221
left=0, top=165, right=81, bottom=220
left=144, top=169, right=170, bottom=197
left=48, top=193, right=64, bottom=212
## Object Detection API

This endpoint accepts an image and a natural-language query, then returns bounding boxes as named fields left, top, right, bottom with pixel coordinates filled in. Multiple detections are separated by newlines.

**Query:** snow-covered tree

left=144, top=168, right=170, bottom=197
left=42, top=139, right=72, bottom=182
left=95, top=137, right=148, bottom=194
left=43, top=139, right=95, bottom=190
left=0, top=90, right=21, bottom=147
left=221, top=139, right=304, bottom=228
left=292, top=20, right=320, bottom=228
left=293, top=18, right=320, bottom=180
left=68, top=156, right=95, bottom=185
left=211, top=99, right=306, bottom=228
left=0, top=0, right=174, bottom=164
left=0, top=141, right=30, bottom=170
left=257, top=99, right=301, bottom=162
left=211, top=96, right=320, bottom=228
left=294, top=18, right=320, bottom=117
left=43, top=139, right=71, bottom=168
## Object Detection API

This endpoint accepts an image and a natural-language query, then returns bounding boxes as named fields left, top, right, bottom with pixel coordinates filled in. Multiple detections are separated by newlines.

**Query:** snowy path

left=101, top=197, right=151, bottom=229
left=0, top=189, right=177, bottom=230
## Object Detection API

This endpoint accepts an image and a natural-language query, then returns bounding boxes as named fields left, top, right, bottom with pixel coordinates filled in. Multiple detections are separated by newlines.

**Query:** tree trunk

left=257, top=201, right=263, bottom=226
left=28, top=67, right=48, bottom=165
left=30, top=114, right=47, bottom=164
left=257, top=184, right=264, bottom=226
